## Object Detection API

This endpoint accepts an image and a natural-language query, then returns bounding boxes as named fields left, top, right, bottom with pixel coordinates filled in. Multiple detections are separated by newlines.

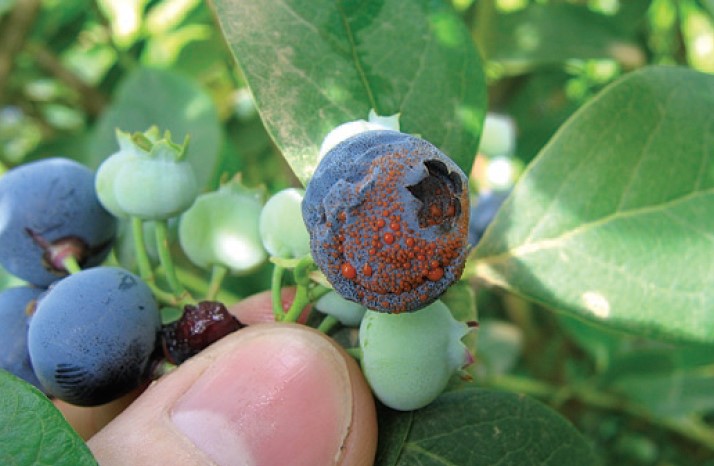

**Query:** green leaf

left=212, top=0, right=486, bottom=185
left=375, top=388, right=598, bottom=466
left=0, top=370, right=97, bottom=465
left=476, top=2, right=642, bottom=75
left=441, top=280, right=477, bottom=322
left=473, top=66, right=714, bottom=344
left=88, top=67, right=222, bottom=189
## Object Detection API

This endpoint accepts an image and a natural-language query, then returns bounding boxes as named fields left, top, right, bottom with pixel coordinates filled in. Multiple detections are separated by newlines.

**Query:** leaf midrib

left=335, top=0, right=379, bottom=112
left=477, top=187, right=714, bottom=266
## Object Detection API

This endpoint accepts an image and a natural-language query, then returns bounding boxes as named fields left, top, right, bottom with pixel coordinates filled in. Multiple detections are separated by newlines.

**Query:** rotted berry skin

left=161, top=301, right=244, bottom=365
left=302, top=130, right=470, bottom=313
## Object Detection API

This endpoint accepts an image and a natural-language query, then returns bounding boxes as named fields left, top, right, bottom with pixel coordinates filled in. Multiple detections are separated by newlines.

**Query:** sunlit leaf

left=477, top=2, right=644, bottom=74
left=474, top=66, right=714, bottom=344
left=211, top=0, right=486, bottom=184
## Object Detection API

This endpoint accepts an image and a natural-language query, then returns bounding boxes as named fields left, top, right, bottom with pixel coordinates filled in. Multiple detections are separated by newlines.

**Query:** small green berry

left=259, top=188, right=311, bottom=258
left=97, top=127, right=198, bottom=221
left=315, top=290, right=366, bottom=327
left=359, top=300, right=472, bottom=411
left=178, top=180, right=266, bottom=274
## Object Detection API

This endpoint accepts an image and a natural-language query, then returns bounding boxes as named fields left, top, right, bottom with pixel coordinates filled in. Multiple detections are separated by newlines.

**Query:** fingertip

left=54, top=387, right=142, bottom=440
left=88, top=324, right=376, bottom=466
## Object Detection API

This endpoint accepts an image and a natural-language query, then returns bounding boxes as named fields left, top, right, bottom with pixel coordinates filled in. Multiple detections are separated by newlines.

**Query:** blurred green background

left=1, top=0, right=713, bottom=464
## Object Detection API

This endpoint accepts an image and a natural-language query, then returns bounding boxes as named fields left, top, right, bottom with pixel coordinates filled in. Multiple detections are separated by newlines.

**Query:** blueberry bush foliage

left=1, top=0, right=714, bottom=464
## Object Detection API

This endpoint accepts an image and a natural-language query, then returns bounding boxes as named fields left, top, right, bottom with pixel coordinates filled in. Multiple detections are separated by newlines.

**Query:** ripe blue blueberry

left=28, top=267, right=160, bottom=406
left=0, top=286, right=44, bottom=390
left=302, top=130, right=470, bottom=313
left=0, top=158, right=117, bottom=287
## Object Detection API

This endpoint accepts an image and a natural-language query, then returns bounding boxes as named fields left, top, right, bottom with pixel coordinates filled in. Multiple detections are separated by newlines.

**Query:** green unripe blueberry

left=99, top=127, right=198, bottom=221
left=359, top=300, right=472, bottom=411
left=179, top=181, right=266, bottom=274
left=315, top=290, right=366, bottom=327
left=258, top=188, right=311, bottom=258
left=95, top=129, right=143, bottom=218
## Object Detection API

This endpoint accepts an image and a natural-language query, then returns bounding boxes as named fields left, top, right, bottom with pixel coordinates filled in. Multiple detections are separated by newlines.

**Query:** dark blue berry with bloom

left=302, top=130, right=470, bottom=313
left=468, top=190, right=509, bottom=246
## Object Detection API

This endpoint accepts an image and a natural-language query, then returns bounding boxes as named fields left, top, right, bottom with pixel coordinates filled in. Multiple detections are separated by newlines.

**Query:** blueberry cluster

left=302, top=130, right=471, bottom=313
left=0, top=158, right=161, bottom=406
left=0, top=123, right=478, bottom=414
left=0, top=128, right=315, bottom=407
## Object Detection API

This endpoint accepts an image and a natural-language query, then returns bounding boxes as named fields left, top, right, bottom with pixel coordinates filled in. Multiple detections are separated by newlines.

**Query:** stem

left=27, top=42, right=106, bottom=115
left=175, top=266, right=240, bottom=305
left=0, top=0, right=41, bottom=97
left=283, top=284, right=311, bottom=323
left=61, top=255, right=81, bottom=274
left=308, top=284, right=332, bottom=302
left=293, top=255, right=317, bottom=286
left=148, top=283, right=182, bottom=307
left=131, top=217, right=184, bottom=307
left=206, top=264, right=228, bottom=301
left=154, top=220, right=185, bottom=297
left=132, top=217, right=154, bottom=282
left=271, top=264, right=286, bottom=320
left=317, top=315, right=339, bottom=333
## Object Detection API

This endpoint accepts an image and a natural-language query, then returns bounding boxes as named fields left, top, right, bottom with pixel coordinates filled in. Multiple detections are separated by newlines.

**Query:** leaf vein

left=615, top=94, right=668, bottom=212
left=480, top=189, right=714, bottom=266
left=404, top=443, right=460, bottom=466
left=335, top=0, right=379, bottom=111
left=522, top=106, right=626, bottom=245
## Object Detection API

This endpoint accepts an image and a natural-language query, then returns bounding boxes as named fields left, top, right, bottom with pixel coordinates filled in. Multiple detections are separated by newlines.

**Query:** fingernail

left=170, top=326, right=353, bottom=466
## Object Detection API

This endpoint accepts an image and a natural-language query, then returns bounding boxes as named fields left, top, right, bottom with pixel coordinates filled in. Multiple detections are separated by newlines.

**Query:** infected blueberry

left=302, top=130, right=470, bottom=313
left=162, top=301, right=244, bottom=364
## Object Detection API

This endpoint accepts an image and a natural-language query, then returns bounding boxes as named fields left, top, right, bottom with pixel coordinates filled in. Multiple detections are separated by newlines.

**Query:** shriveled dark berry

left=162, top=301, right=244, bottom=364
left=302, top=130, right=470, bottom=313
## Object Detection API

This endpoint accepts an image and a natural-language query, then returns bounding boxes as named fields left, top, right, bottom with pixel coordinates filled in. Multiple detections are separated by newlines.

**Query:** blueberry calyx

left=26, top=229, right=88, bottom=274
